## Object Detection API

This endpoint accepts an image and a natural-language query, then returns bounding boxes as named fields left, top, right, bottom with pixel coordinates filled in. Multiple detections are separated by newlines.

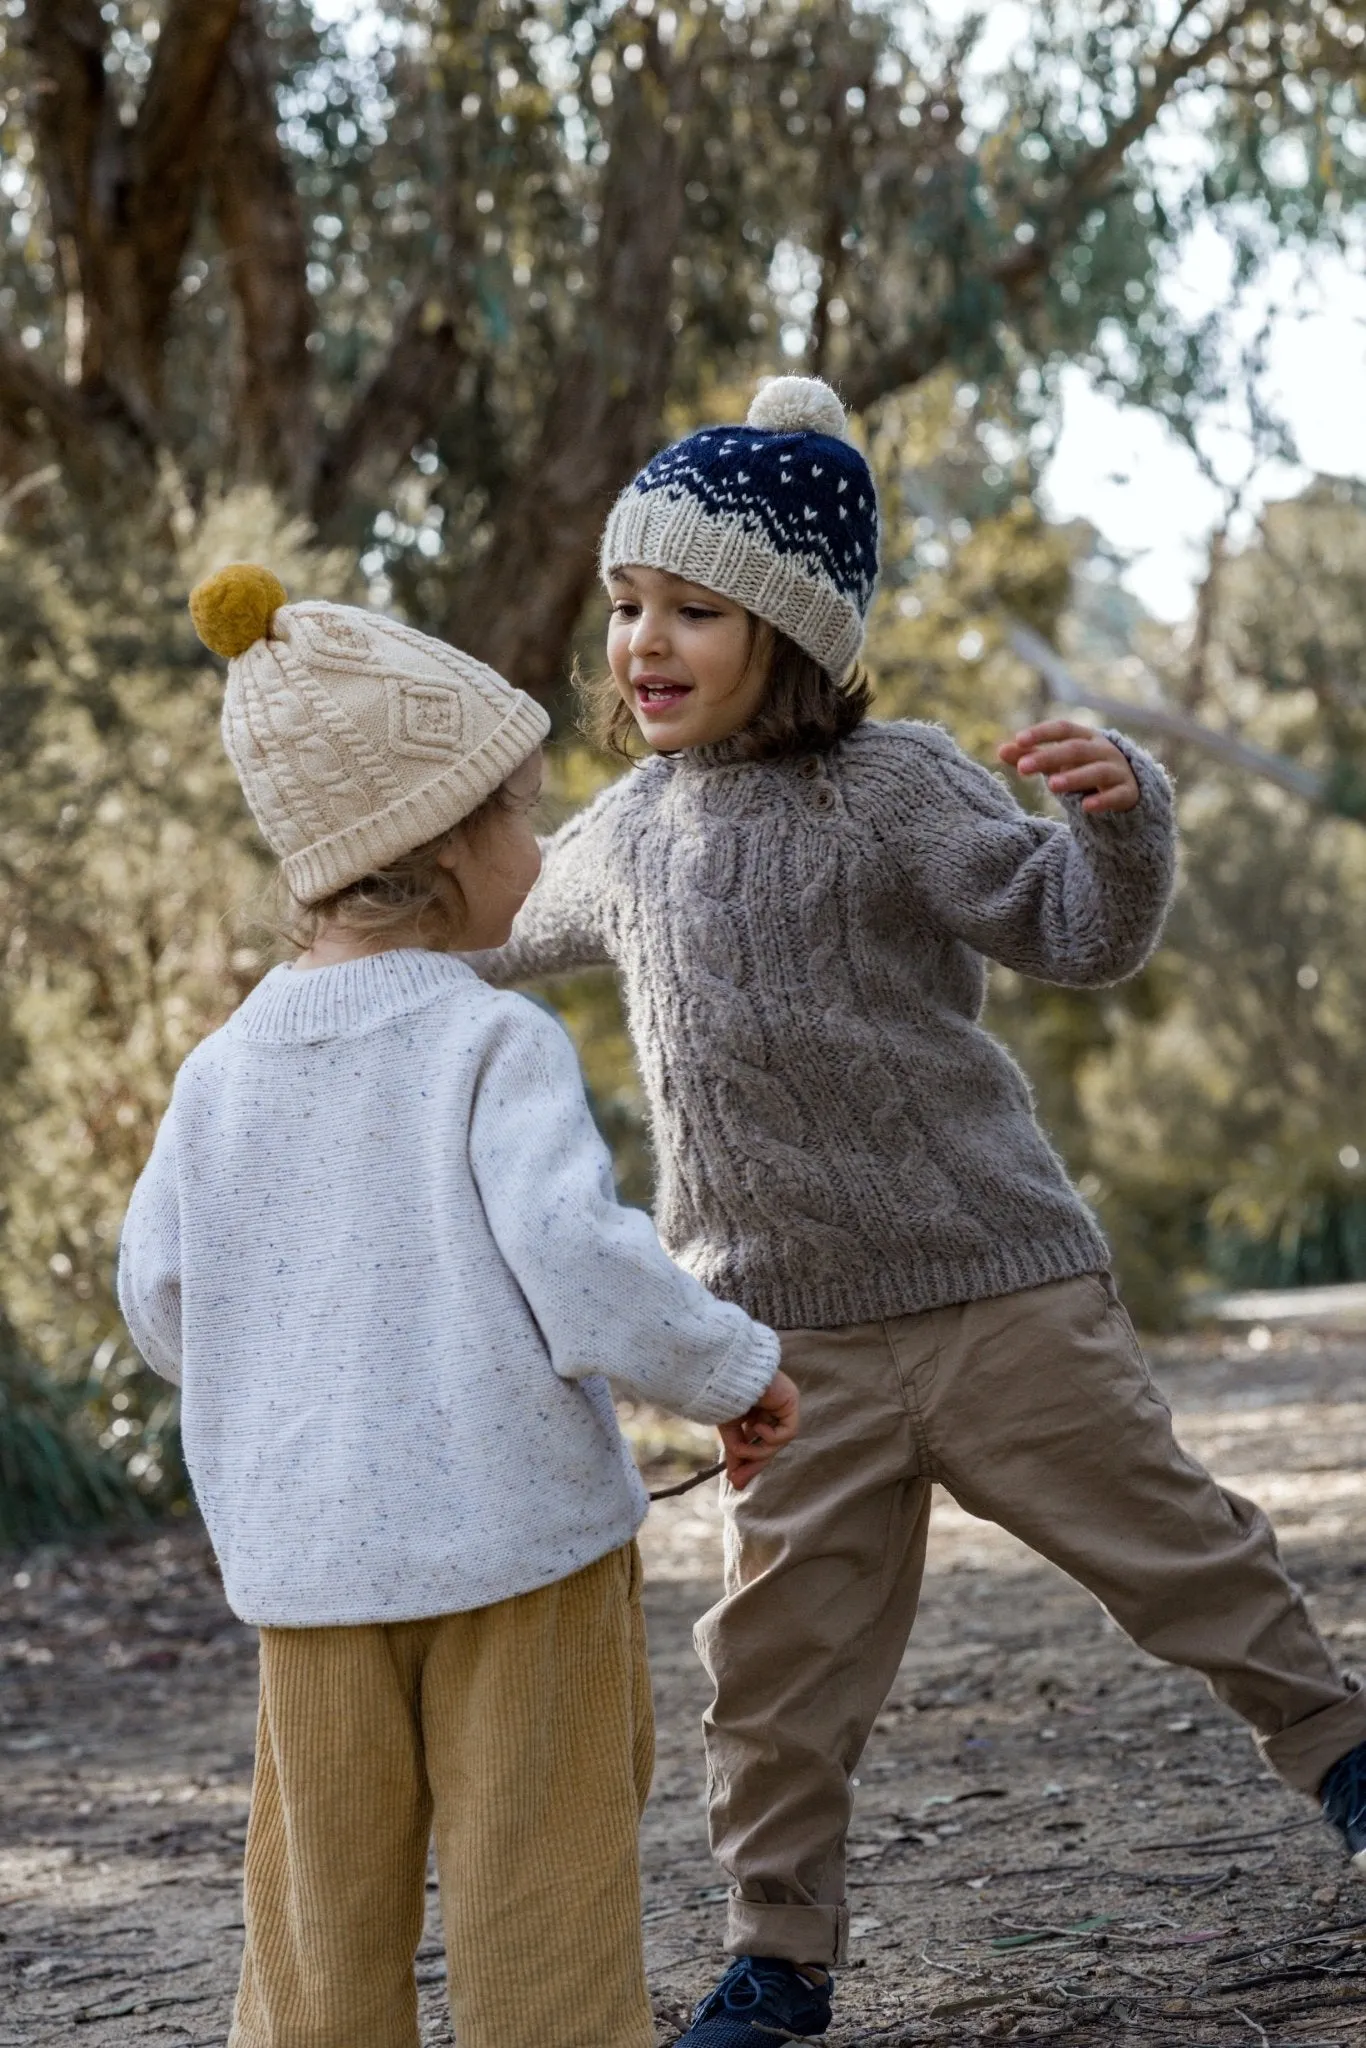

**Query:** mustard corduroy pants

left=228, top=1543, right=655, bottom=2048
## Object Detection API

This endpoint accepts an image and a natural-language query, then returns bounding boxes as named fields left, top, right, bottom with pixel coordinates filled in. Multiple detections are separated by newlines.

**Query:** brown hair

left=581, top=620, right=872, bottom=764
left=281, top=780, right=519, bottom=953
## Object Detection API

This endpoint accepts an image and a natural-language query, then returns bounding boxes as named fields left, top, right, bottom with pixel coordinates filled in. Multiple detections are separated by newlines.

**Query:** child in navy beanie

left=476, top=375, right=1366, bottom=2046
left=600, top=375, right=878, bottom=681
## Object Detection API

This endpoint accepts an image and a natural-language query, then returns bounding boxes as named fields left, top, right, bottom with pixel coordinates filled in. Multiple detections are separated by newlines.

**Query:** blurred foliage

left=1073, top=484, right=1366, bottom=1320
left=0, top=1308, right=145, bottom=1549
left=1, top=1, right=1364, bottom=710
left=1221, top=481, right=1366, bottom=817
left=0, top=487, right=353, bottom=1507
left=6, top=3, right=1366, bottom=1528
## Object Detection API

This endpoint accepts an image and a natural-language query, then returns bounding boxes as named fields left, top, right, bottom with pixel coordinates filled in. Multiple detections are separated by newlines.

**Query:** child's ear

left=434, top=830, right=466, bottom=874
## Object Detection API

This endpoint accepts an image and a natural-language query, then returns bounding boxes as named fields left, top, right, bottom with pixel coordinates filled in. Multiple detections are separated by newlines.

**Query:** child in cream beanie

left=188, top=561, right=550, bottom=907
left=117, top=563, right=799, bottom=2047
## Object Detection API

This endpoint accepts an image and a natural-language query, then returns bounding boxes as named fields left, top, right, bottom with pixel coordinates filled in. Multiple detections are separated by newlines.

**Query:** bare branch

left=1008, top=622, right=1326, bottom=805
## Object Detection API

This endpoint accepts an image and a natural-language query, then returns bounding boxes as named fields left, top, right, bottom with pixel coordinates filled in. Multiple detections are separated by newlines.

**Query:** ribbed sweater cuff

left=1065, top=733, right=1174, bottom=853
left=692, top=1324, right=782, bottom=1426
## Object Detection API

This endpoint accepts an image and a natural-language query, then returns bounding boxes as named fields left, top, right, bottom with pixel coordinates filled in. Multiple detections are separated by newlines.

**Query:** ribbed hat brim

left=279, top=693, right=550, bottom=905
left=601, top=490, right=865, bottom=676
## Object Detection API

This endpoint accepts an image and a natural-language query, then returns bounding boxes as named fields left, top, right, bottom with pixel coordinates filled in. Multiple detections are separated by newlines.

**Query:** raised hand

left=998, top=720, right=1141, bottom=816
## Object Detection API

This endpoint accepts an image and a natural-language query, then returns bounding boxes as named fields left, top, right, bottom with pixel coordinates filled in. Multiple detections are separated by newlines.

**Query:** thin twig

left=1210, top=1915, right=1366, bottom=1969
left=1132, top=1816, right=1320, bottom=1855
left=647, top=1460, right=724, bottom=1503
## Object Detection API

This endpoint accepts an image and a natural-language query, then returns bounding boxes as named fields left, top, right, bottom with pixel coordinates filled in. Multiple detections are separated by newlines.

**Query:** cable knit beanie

left=600, top=375, right=879, bottom=677
left=189, top=565, right=549, bottom=905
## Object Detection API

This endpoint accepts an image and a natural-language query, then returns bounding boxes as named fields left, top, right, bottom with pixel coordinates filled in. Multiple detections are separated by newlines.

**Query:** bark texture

left=446, top=33, right=690, bottom=698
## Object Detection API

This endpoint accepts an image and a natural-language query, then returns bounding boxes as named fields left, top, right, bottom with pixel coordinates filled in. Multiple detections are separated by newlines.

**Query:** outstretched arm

left=875, top=721, right=1176, bottom=986
left=469, top=1001, right=780, bottom=1427
left=466, top=791, right=617, bottom=986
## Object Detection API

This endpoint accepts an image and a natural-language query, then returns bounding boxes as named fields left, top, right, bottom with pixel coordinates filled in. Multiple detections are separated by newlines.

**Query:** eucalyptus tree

left=0, top=0, right=1361, bottom=700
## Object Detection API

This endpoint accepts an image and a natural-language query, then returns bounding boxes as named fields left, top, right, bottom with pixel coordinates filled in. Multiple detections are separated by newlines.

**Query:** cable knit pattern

left=116, top=951, right=779, bottom=1626
left=472, top=721, right=1177, bottom=1330
left=213, top=600, right=549, bottom=905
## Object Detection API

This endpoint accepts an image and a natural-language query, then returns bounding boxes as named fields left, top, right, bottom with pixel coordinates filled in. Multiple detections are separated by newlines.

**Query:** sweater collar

left=227, top=949, right=476, bottom=1044
left=661, top=735, right=767, bottom=774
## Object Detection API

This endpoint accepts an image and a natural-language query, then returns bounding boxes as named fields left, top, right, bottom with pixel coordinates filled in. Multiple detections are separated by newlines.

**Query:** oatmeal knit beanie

left=600, top=375, right=879, bottom=677
left=188, top=565, right=549, bottom=905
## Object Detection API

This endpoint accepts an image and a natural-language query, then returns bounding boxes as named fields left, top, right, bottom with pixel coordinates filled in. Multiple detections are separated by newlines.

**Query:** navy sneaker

left=1321, top=1739, right=1366, bottom=1873
left=672, top=1955, right=833, bottom=2045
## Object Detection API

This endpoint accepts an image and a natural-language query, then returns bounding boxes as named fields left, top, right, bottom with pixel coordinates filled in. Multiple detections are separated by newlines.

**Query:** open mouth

left=633, top=675, right=692, bottom=712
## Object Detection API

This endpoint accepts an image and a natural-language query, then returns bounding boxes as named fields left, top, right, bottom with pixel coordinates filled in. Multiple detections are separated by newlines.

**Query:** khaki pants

left=696, top=1275, right=1366, bottom=1968
left=230, top=1544, right=655, bottom=2048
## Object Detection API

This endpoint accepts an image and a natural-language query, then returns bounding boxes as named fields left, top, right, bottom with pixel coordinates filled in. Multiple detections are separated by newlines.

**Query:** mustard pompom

left=189, top=563, right=288, bottom=659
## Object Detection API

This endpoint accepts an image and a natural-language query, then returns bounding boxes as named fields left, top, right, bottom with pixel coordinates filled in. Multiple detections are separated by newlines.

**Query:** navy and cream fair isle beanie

left=600, top=374, right=879, bottom=678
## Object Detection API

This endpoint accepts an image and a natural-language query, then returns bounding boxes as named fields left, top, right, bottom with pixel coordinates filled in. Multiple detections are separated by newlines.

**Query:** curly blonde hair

left=282, top=781, right=518, bottom=952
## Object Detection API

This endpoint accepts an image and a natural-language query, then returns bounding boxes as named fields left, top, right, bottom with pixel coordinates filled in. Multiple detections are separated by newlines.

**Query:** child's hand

left=998, top=720, right=1140, bottom=815
left=718, top=1370, right=800, bottom=1491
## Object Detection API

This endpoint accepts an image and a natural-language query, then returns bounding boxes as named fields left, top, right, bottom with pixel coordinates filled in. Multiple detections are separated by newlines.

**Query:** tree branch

left=846, top=3, right=1247, bottom=411
left=206, top=0, right=315, bottom=505
left=18, top=0, right=244, bottom=453
left=0, top=338, right=86, bottom=444
left=807, top=51, right=867, bottom=380
left=989, top=10, right=1239, bottom=297
left=17, top=0, right=117, bottom=385
left=1008, top=621, right=1326, bottom=805
left=310, top=294, right=463, bottom=531
left=17, top=0, right=108, bottom=258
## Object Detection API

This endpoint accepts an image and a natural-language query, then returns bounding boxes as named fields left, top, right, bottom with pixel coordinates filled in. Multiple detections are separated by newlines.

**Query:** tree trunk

left=446, top=38, right=689, bottom=698
left=14, top=0, right=243, bottom=480
left=207, top=2, right=316, bottom=505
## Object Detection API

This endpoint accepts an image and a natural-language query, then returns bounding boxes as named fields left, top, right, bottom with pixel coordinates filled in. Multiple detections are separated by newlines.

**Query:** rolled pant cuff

left=1260, top=1676, right=1366, bottom=1795
left=724, top=1896, right=849, bottom=1969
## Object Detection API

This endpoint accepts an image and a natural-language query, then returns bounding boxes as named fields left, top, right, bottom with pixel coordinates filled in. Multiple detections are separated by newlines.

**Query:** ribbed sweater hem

left=218, top=1502, right=648, bottom=1630
left=714, top=1222, right=1111, bottom=1333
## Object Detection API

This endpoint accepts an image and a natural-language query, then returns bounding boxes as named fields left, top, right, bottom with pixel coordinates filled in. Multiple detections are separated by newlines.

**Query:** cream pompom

left=189, top=563, right=288, bottom=659
left=746, top=375, right=847, bottom=439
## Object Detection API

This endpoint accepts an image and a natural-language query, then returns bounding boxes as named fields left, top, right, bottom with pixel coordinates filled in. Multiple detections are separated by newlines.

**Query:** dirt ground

left=4, top=1329, right=1366, bottom=2046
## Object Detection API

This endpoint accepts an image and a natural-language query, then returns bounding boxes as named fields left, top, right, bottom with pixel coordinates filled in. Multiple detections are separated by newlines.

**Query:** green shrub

left=0, top=1311, right=146, bottom=1550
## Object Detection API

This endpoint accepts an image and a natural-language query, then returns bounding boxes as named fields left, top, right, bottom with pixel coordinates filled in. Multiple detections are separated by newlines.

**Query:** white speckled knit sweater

left=473, top=720, right=1177, bottom=1330
left=116, top=951, right=778, bottom=1627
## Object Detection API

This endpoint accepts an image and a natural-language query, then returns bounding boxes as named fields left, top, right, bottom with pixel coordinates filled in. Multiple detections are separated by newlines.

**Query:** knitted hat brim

left=279, top=692, right=550, bottom=905
left=601, top=490, right=865, bottom=677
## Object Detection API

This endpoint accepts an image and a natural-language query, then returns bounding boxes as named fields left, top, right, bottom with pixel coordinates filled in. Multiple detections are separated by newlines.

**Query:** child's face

left=438, top=750, right=544, bottom=948
left=606, top=566, right=772, bottom=751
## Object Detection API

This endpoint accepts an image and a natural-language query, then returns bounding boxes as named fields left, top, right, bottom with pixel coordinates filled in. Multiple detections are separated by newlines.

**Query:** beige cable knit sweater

left=476, top=720, right=1176, bottom=1330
